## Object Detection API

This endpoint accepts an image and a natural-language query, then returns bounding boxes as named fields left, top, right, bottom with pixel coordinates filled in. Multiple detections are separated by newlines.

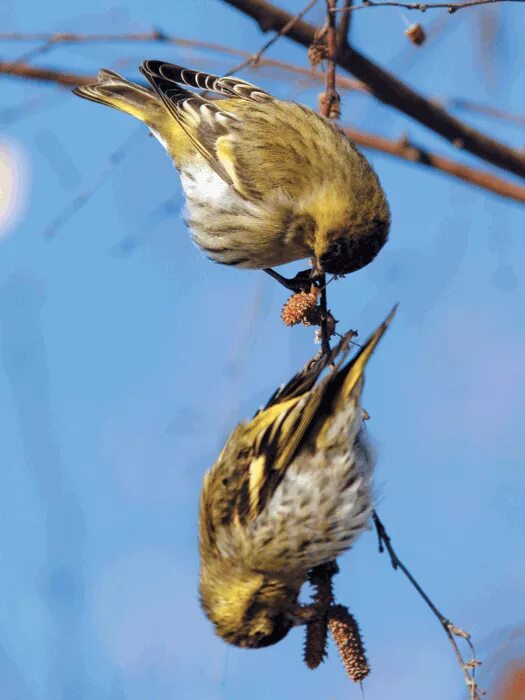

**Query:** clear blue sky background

left=0, top=1, right=524, bottom=698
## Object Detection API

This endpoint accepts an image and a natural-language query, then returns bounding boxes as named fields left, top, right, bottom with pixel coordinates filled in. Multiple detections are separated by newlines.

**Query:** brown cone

left=328, top=605, right=370, bottom=682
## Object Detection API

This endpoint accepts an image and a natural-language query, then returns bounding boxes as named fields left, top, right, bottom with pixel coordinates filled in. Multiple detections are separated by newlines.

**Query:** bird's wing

left=143, top=62, right=273, bottom=102
left=140, top=61, right=272, bottom=193
left=203, top=308, right=396, bottom=534
left=260, top=329, right=357, bottom=410
left=245, top=312, right=395, bottom=519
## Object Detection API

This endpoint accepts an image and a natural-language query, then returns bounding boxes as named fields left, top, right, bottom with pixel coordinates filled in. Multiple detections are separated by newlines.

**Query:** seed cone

left=328, top=605, right=370, bottom=682
left=405, top=23, right=426, bottom=46
left=304, top=616, right=328, bottom=669
left=303, top=563, right=339, bottom=669
left=308, top=42, right=328, bottom=68
left=281, top=289, right=320, bottom=327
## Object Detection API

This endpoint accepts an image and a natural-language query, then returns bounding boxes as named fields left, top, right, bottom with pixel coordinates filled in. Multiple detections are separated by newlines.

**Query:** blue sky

left=0, top=1, right=524, bottom=698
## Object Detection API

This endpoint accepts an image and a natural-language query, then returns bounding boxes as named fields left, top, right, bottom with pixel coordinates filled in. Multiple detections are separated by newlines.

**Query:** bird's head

left=316, top=213, right=390, bottom=275
left=200, top=567, right=299, bottom=648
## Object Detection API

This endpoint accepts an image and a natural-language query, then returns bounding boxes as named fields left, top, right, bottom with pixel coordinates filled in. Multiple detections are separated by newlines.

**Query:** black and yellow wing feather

left=140, top=61, right=272, bottom=194
left=201, top=307, right=396, bottom=544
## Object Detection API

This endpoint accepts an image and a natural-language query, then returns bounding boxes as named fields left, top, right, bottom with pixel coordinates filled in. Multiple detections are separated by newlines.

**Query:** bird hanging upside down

left=198, top=307, right=395, bottom=648
left=74, top=62, right=390, bottom=290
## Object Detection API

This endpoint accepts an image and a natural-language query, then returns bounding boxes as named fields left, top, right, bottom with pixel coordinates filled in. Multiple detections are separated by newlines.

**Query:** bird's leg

left=287, top=603, right=320, bottom=626
left=264, top=267, right=314, bottom=294
left=288, top=561, right=340, bottom=628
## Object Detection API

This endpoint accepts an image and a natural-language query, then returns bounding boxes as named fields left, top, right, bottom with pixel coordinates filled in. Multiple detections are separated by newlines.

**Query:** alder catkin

left=281, top=289, right=320, bottom=327
left=328, top=605, right=370, bottom=682
left=303, top=564, right=337, bottom=669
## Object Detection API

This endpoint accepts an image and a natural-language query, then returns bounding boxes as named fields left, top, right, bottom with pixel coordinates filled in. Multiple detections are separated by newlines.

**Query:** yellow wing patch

left=248, top=455, right=267, bottom=519
left=216, top=136, right=244, bottom=194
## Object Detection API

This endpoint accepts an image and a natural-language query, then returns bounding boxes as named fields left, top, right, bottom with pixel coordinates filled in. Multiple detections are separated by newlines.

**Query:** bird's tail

left=309, top=305, right=396, bottom=452
left=336, top=304, right=397, bottom=404
left=73, top=69, right=163, bottom=125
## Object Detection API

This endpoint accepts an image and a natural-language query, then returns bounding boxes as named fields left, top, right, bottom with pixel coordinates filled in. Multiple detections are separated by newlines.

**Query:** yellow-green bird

left=199, top=307, right=395, bottom=648
left=74, top=62, right=390, bottom=287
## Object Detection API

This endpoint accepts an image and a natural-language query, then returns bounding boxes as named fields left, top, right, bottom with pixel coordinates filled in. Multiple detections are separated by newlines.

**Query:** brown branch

left=445, top=97, right=525, bottom=128
left=316, top=0, right=340, bottom=358
left=372, top=512, right=483, bottom=699
left=0, top=30, right=251, bottom=59
left=344, top=127, right=525, bottom=203
left=336, top=0, right=353, bottom=51
left=0, top=61, right=91, bottom=87
left=332, top=0, right=522, bottom=13
left=5, top=30, right=524, bottom=131
left=226, top=0, right=320, bottom=74
left=220, top=0, right=525, bottom=179
left=319, top=0, right=339, bottom=120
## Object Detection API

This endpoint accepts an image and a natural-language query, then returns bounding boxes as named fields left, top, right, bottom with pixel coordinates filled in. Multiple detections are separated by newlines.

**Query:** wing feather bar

left=142, top=61, right=272, bottom=103
left=140, top=62, right=237, bottom=186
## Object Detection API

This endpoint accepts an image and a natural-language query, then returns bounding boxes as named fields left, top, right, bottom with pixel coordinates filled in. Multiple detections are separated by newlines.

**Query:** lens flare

left=0, top=139, right=27, bottom=237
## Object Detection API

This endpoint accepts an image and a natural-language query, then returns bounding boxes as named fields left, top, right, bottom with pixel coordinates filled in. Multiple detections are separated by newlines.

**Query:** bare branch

left=344, top=126, right=525, bottom=204
left=317, top=0, right=339, bottom=358
left=0, top=61, right=91, bottom=87
left=226, top=0, right=320, bottom=74
left=0, top=30, right=249, bottom=58
left=336, top=0, right=354, bottom=51
left=4, top=31, right=524, bottom=131
left=445, top=97, right=525, bottom=128
left=220, top=0, right=525, bottom=179
left=332, top=0, right=522, bottom=14
left=372, top=512, right=484, bottom=699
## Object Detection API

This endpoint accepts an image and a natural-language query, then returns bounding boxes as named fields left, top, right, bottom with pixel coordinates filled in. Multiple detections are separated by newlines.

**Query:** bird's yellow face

left=220, top=604, right=293, bottom=649
left=200, top=569, right=299, bottom=649
left=317, top=214, right=390, bottom=275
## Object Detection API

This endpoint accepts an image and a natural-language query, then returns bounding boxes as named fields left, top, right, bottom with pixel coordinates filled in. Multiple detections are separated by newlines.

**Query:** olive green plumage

left=198, top=308, right=395, bottom=648
left=74, top=62, right=390, bottom=273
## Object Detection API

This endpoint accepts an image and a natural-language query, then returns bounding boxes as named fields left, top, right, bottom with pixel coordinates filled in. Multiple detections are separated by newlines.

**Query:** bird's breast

left=178, top=162, right=311, bottom=269
left=248, top=436, right=374, bottom=573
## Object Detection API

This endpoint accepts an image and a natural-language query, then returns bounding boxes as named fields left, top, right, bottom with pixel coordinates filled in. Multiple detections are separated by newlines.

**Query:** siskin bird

left=199, top=307, right=395, bottom=648
left=73, top=62, right=390, bottom=282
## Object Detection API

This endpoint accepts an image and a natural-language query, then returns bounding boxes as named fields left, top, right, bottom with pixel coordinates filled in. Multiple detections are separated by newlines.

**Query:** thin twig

left=336, top=0, right=354, bottom=50
left=220, top=0, right=525, bottom=179
left=316, top=0, right=340, bottom=357
left=320, top=0, right=339, bottom=118
left=343, top=127, right=525, bottom=204
left=332, top=0, right=522, bottom=13
left=3, top=30, right=525, bottom=130
left=0, top=30, right=252, bottom=62
left=226, top=0, right=320, bottom=74
left=445, top=97, right=525, bottom=128
left=372, top=511, right=483, bottom=700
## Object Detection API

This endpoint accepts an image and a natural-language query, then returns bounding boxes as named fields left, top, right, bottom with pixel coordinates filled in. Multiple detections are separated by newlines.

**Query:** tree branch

left=316, top=0, right=340, bottom=358
left=336, top=0, right=353, bottom=52
left=5, top=31, right=525, bottom=129
left=372, top=512, right=483, bottom=699
left=225, top=0, right=320, bottom=74
left=332, top=0, right=522, bottom=13
left=220, top=0, right=525, bottom=179
left=344, top=127, right=525, bottom=203
left=0, top=61, right=89, bottom=87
